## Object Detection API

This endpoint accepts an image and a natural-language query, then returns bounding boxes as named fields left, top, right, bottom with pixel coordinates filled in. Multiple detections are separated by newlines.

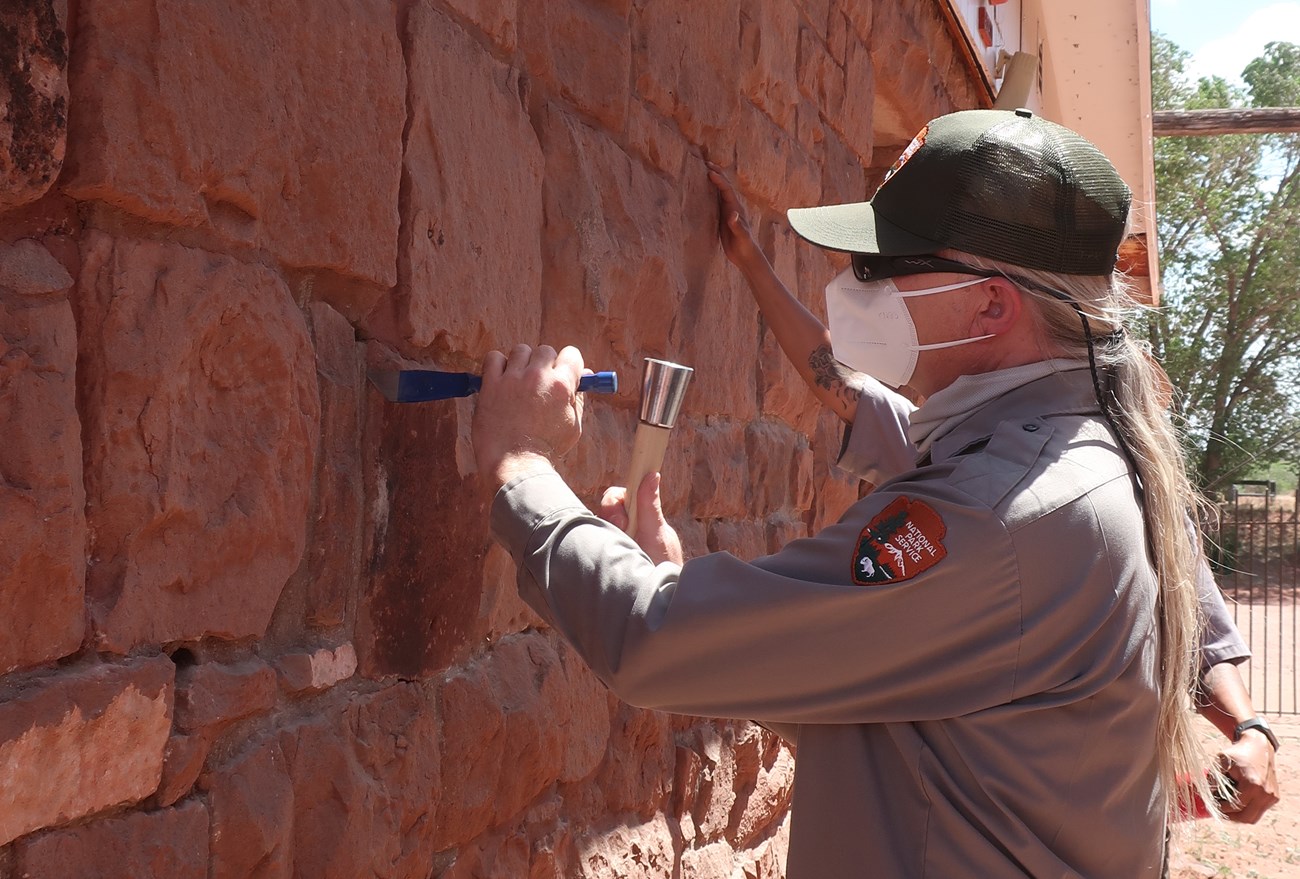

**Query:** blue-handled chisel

left=368, top=369, right=618, bottom=403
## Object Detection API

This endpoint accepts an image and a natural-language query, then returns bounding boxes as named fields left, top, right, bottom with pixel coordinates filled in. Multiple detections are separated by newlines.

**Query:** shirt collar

left=916, top=363, right=1102, bottom=466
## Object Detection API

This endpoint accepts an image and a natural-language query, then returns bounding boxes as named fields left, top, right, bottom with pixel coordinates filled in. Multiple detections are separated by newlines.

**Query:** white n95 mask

left=824, top=267, right=994, bottom=388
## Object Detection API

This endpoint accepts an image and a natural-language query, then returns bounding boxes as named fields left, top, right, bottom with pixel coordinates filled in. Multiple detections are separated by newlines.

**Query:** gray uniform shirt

left=838, top=372, right=1250, bottom=671
left=492, top=369, right=1171, bottom=877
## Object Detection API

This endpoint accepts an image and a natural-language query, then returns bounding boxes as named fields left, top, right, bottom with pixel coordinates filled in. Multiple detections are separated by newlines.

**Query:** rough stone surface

left=206, top=735, right=294, bottom=879
left=280, top=684, right=440, bottom=879
left=0, top=1, right=992, bottom=873
left=634, top=0, right=744, bottom=147
left=294, top=301, right=363, bottom=632
left=0, top=1, right=68, bottom=211
left=0, top=237, right=72, bottom=296
left=75, top=233, right=319, bottom=653
left=359, top=384, right=489, bottom=679
left=174, top=659, right=277, bottom=733
left=536, top=103, right=687, bottom=381
left=0, top=252, right=85, bottom=674
left=276, top=643, right=358, bottom=694
left=153, top=731, right=212, bottom=809
left=0, top=656, right=173, bottom=846
left=390, top=4, right=543, bottom=352
left=520, top=0, right=631, bottom=133
left=434, top=634, right=608, bottom=850
left=64, top=0, right=404, bottom=286
left=11, top=799, right=208, bottom=879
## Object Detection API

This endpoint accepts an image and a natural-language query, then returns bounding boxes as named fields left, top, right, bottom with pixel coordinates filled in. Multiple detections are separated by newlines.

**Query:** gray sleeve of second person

left=835, top=377, right=918, bottom=484
left=492, top=469, right=1036, bottom=725
left=1197, top=554, right=1250, bottom=669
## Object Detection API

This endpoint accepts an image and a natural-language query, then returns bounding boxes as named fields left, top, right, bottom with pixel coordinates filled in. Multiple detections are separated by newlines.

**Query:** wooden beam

left=1153, top=107, right=1300, bottom=136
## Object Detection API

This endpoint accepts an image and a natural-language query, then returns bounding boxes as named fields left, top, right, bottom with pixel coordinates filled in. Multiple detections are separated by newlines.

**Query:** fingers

left=556, top=345, right=586, bottom=387
left=599, top=486, right=630, bottom=530
left=482, top=348, right=507, bottom=379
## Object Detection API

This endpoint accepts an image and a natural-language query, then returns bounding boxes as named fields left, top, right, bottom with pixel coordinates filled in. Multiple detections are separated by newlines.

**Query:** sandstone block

left=627, top=99, right=689, bottom=177
left=280, top=684, right=440, bottom=879
left=575, top=811, right=675, bottom=879
left=688, top=422, right=748, bottom=520
left=358, top=384, right=489, bottom=679
left=727, top=736, right=795, bottom=849
left=739, top=2, right=800, bottom=132
left=301, top=302, right=364, bottom=630
left=440, top=0, right=519, bottom=52
left=480, top=542, right=548, bottom=644
left=11, top=799, right=208, bottom=879
left=0, top=656, right=173, bottom=845
left=707, top=520, right=769, bottom=562
left=735, top=103, right=822, bottom=212
left=766, top=514, right=809, bottom=555
left=745, top=420, right=812, bottom=514
left=0, top=1, right=68, bottom=211
left=0, top=238, right=72, bottom=297
left=276, top=643, right=358, bottom=694
left=435, top=636, right=577, bottom=849
left=535, top=103, right=687, bottom=380
left=839, top=0, right=873, bottom=41
left=175, top=659, right=277, bottom=733
left=76, top=233, right=319, bottom=653
left=554, top=642, right=612, bottom=784
left=207, top=736, right=293, bottom=879
left=395, top=5, right=543, bottom=350
left=797, top=25, right=846, bottom=126
left=520, top=0, right=631, bottom=132
left=594, top=701, right=674, bottom=816
left=154, top=731, right=212, bottom=809
left=0, top=279, right=85, bottom=674
left=680, top=842, right=737, bottom=879
left=65, top=0, right=404, bottom=286
left=864, top=3, right=965, bottom=147
left=634, top=0, right=743, bottom=147
left=839, top=37, right=881, bottom=160
left=674, top=172, right=764, bottom=418
left=434, top=663, right=505, bottom=849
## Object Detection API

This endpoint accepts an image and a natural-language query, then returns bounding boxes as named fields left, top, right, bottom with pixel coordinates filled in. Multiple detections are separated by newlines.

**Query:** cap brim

left=786, top=201, right=944, bottom=255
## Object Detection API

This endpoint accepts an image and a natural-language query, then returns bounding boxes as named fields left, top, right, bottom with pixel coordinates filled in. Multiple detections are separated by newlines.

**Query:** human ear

left=973, top=278, right=1022, bottom=336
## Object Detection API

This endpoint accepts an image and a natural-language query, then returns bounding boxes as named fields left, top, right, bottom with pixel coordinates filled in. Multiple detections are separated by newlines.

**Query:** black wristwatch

left=1234, top=717, right=1280, bottom=752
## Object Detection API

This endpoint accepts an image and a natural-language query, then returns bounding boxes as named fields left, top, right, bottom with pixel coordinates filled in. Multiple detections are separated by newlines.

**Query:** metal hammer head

left=638, top=358, right=693, bottom=427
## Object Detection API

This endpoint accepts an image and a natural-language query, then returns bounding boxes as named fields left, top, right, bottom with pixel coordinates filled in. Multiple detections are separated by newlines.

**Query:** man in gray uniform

left=473, top=110, right=1215, bottom=876
left=704, top=156, right=1280, bottom=825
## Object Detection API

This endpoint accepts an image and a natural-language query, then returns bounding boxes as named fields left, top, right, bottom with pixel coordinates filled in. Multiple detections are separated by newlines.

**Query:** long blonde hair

left=939, top=247, right=1214, bottom=823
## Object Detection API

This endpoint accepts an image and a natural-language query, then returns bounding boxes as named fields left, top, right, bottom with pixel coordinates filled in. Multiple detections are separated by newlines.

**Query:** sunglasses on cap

left=850, top=253, right=999, bottom=283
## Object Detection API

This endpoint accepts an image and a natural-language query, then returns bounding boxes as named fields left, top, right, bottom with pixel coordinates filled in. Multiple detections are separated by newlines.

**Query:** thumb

left=635, top=471, right=664, bottom=534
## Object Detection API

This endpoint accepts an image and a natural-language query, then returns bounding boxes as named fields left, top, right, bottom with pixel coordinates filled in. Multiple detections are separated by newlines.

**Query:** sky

left=1152, top=0, right=1300, bottom=84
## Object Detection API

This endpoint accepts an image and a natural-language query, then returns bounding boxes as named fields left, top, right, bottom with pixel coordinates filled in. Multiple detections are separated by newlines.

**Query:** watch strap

left=1233, top=717, right=1280, bottom=752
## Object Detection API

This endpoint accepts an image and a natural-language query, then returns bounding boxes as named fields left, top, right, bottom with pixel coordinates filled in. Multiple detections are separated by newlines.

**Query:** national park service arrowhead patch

left=852, top=496, right=948, bottom=585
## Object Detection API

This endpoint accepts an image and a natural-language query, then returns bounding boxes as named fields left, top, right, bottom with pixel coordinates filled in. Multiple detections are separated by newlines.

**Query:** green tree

left=1150, top=35, right=1300, bottom=494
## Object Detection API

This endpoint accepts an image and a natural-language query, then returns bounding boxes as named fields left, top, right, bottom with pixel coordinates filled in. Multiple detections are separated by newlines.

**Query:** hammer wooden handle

left=624, top=422, right=672, bottom=536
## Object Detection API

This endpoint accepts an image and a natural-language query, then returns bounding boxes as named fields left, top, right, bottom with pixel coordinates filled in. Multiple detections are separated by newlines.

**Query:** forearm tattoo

left=809, top=344, right=863, bottom=409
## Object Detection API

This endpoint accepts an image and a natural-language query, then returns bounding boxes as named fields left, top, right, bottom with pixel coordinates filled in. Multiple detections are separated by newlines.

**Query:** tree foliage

left=1150, top=34, right=1300, bottom=494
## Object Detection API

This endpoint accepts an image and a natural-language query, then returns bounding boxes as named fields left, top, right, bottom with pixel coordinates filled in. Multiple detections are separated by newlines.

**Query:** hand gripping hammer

left=624, top=358, right=693, bottom=537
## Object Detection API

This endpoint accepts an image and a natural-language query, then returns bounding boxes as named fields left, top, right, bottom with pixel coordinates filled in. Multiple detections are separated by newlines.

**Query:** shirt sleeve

left=1196, top=554, right=1250, bottom=670
left=836, top=377, right=918, bottom=485
left=491, top=467, right=1031, bottom=725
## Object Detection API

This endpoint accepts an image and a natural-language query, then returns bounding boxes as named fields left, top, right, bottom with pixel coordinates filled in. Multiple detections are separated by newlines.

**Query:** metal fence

left=1206, top=490, right=1300, bottom=715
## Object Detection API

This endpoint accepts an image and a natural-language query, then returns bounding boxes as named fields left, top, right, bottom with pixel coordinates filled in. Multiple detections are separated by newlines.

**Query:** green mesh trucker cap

left=787, top=109, right=1132, bottom=276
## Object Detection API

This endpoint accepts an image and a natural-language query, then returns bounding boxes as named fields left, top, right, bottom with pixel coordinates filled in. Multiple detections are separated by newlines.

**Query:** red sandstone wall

left=0, top=1, right=981, bottom=876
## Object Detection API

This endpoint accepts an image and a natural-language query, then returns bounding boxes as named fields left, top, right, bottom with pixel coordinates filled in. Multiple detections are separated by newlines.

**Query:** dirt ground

left=1169, top=715, right=1300, bottom=878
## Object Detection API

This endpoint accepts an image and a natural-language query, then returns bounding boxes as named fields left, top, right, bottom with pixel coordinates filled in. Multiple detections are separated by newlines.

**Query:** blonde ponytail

left=939, top=248, right=1216, bottom=825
